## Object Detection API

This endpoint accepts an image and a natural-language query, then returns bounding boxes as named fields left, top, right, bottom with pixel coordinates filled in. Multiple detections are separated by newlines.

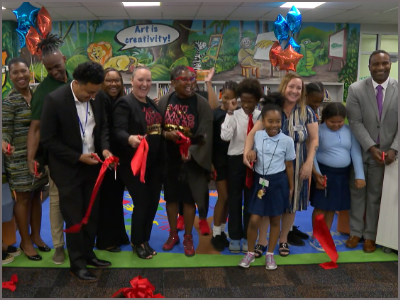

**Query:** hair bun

left=260, top=91, right=285, bottom=108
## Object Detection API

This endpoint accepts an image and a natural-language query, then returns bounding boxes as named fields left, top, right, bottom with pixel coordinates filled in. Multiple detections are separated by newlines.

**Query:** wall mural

left=2, top=19, right=360, bottom=100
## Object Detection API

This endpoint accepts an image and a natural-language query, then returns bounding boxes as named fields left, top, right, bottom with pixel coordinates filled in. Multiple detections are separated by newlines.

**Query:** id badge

left=294, top=125, right=303, bottom=132
left=259, top=177, right=269, bottom=187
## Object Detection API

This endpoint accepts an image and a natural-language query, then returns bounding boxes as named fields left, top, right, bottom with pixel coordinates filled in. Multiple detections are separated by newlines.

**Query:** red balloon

left=25, top=27, right=42, bottom=58
left=37, top=7, right=52, bottom=38
left=269, top=41, right=282, bottom=67
left=275, top=45, right=304, bottom=72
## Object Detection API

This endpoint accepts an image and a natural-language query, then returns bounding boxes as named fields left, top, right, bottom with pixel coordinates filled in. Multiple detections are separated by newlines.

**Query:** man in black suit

left=41, top=61, right=112, bottom=282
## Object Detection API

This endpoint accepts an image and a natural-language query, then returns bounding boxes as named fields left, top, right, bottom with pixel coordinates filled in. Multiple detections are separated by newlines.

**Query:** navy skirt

left=248, top=171, right=290, bottom=217
left=309, top=163, right=351, bottom=211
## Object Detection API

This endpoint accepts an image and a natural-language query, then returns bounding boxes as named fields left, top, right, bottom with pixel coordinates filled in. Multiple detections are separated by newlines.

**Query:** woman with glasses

left=2, top=57, right=49, bottom=261
left=95, top=68, right=130, bottom=253
left=159, top=65, right=213, bottom=257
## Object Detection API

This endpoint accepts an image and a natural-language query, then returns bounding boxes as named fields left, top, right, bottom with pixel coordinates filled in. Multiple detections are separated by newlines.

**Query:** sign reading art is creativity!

left=115, top=24, right=180, bottom=50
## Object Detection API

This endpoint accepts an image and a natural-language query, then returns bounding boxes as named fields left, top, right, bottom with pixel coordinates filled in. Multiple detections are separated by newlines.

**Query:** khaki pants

left=46, top=167, right=65, bottom=248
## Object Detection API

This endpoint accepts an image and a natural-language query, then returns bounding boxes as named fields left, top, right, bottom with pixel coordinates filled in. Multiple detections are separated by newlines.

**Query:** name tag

left=294, top=125, right=303, bottom=131
left=259, top=177, right=269, bottom=187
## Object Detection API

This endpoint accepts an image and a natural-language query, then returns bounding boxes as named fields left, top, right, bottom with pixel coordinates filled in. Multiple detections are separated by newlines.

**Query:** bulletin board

left=328, top=28, right=347, bottom=60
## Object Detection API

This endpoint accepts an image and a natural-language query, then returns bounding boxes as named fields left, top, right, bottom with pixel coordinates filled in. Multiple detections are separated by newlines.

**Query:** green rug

left=4, top=248, right=397, bottom=269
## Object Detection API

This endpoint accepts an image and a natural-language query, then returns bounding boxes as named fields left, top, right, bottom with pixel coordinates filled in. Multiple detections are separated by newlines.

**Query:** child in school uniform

left=221, top=78, right=262, bottom=253
left=309, top=102, right=366, bottom=251
left=211, top=81, right=239, bottom=251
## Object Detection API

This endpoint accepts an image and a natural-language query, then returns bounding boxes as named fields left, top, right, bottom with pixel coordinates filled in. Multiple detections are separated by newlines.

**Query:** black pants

left=119, top=163, right=162, bottom=246
left=227, top=155, right=251, bottom=240
left=178, top=192, right=209, bottom=219
left=96, top=170, right=129, bottom=249
left=58, top=167, right=99, bottom=271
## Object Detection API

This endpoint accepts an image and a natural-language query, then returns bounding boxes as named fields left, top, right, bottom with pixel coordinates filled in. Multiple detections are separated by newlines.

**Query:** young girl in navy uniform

left=309, top=102, right=365, bottom=251
left=239, top=92, right=295, bottom=270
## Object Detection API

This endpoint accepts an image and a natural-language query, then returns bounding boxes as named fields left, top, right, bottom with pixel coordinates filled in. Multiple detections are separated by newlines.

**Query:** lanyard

left=262, top=137, right=280, bottom=176
left=78, top=102, right=89, bottom=139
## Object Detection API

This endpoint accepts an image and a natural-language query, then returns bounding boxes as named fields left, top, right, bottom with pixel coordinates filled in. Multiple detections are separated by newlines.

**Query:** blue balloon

left=273, top=14, right=290, bottom=45
left=12, top=2, right=40, bottom=47
left=285, top=37, right=301, bottom=53
left=286, top=6, right=302, bottom=34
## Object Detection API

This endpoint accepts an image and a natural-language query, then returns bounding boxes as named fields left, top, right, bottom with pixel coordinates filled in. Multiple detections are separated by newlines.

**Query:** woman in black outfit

left=95, top=68, right=130, bottom=252
left=113, top=66, right=164, bottom=259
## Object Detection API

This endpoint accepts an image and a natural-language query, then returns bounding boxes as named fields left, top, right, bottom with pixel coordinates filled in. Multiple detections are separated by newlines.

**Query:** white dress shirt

left=71, top=82, right=96, bottom=154
left=372, top=77, right=389, bottom=103
left=221, top=107, right=261, bottom=156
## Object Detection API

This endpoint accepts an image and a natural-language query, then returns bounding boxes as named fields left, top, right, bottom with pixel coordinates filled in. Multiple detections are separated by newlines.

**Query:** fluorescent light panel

left=122, top=2, right=160, bottom=6
left=280, top=2, right=325, bottom=8
left=2, top=7, right=5, bottom=9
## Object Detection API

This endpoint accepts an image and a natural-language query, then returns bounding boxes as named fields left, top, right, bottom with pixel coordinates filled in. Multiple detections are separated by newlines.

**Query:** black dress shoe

left=71, top=269, right=98, bottom=282
left=106, top=246, right=121, bottom=253
left=292, top=226, right=309, bottom=240
left=144, top=241, right=157, bottom=256
left=20, top=245, right=42, bottom=261
left=87, top=258, right=111, bottom=268
left=287, top=231, right=305, bottom=246
left=36, top=245, right=51, bottom=252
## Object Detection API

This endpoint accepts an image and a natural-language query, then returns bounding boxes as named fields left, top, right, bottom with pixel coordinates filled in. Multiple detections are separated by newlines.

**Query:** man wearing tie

left=41, top=62, right=112, bottom=282
left=345, top=50, right=398, bottom=253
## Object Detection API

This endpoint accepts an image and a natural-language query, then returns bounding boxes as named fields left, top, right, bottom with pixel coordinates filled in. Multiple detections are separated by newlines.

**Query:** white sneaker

left=265, top=253, right=277, bottom=270
left=238, top=252, right=255, bottom=268
left=242, top=239, right=248, bottom=253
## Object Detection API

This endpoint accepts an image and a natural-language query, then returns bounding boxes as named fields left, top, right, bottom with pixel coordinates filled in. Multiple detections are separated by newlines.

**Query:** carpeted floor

left=2, top=261, right=398, bottom=298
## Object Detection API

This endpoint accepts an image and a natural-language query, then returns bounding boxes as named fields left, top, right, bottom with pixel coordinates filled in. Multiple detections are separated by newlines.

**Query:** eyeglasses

left=175, top=76, right=196, bottom=83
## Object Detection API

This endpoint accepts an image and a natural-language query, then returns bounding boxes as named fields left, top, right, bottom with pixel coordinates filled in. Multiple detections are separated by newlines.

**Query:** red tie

left=246, top=113, right=254, bottom=188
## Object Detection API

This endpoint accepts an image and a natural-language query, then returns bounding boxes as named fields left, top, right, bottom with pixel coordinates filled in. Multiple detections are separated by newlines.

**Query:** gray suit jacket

left=346, top=77, right=398, bottom=162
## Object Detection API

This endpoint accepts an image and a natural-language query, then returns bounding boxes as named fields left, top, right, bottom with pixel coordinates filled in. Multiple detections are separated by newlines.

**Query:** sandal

left=254, top=244, right=267, bottom=258
left=279, top=243, right=290, bottom=257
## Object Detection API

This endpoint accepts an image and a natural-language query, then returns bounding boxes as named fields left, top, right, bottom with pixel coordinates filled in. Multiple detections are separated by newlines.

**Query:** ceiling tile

left=161, top=2, right=202, bottom=5
left=196, top=5, right=237, bottom=17
left=82, top=2, right=124, bottom=7
left=301, top=9, right=348, bottom=20
left=88, top=7, right=129, bottom=17
left=317, top=2, right=363, bottom=10
left=2, top=2, right=42, bottom=9
left=352, top=3, right=398, bottom=11
left=161, top=5, right=199, bottom=16
left=37, top=2, right=81, bottom=7
left=125, top=7, right=162, bottom=19
left=2, top=9, right=18, bottom=21
left=228, top=7, right=272, bottom=19
left=47, top=7, right=97, bottom=19
left=241, top=2, right=285, bottom=7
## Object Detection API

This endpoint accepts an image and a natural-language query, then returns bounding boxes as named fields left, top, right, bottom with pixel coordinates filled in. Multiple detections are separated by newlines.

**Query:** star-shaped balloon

left=12, top=2, right=40, bottom=48
left=269, top=41, right=282, bottom=67
left=286, top=5, right=302, bottom=34
left=286, top=37, right=301, bottom=53
left=273, top=14, right=290, bottom=45
left=276, top=45, right=304, bottom=72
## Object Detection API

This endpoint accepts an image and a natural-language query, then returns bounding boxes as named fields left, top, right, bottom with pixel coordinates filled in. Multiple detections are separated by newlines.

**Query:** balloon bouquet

left=270, top=6, right=304, bottom=73
left=12, top=2, right=53, bottom=82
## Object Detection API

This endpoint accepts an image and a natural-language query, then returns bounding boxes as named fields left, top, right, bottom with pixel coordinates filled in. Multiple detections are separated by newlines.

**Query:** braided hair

left=37, top=34, right=64, bottom=57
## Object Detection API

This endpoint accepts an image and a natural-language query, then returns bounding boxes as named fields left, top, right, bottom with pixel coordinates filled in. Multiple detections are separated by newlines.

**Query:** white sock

left=221, top=223, right=226, bottom=232
left=267, top=252, right=274, bottom=255
left=213, top=225, right=221, bottom=237
left=248, top=252, right=255, bottom=255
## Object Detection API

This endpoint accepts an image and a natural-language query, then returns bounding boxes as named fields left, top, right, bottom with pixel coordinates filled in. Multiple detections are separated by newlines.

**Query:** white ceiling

left=2, top=1, right=398, bottom=24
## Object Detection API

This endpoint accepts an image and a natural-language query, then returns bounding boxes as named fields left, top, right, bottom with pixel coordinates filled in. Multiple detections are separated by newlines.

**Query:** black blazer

left=113, top=93, right=164, bottom=166
left=40, top=84, right=109, bottom=187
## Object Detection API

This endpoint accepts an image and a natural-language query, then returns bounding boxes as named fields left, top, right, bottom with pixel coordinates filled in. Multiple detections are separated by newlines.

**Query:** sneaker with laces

left=163, top=231, right=180, bottom=251
left=211, top=234, right=225, bottom=252
left=242, top=239, right=248, bottom=253
left=199, top=219, right=211, bottom=235
left=265, top=253, right=277, bottom=270
left=2, top=252, right=14, bottom=265
left=309, top=238, right=325, bottom=252
left=221, top=232, right=229, bottom=247
left=52, top=246, right=65, bottom=265
left=229, top=239, right=241, bottom=253
left=177, top=215, right=185, bottom=231
left=183, top=234, right=195, bottom=257
left=238, top=252, right=255, bottom=268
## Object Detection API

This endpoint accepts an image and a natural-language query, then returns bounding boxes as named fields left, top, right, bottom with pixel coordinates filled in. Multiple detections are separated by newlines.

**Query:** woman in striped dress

left=2, top=58, right=48, bottom=261
left=243, top=73, right=319, bottom=257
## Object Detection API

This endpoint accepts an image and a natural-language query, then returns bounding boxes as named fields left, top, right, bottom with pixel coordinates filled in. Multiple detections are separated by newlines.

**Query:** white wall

left=360, top=24, right=398, bottom=34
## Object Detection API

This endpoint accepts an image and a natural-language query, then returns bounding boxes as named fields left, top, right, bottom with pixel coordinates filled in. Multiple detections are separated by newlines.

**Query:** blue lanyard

left=78, top=102, right=89, bottom=138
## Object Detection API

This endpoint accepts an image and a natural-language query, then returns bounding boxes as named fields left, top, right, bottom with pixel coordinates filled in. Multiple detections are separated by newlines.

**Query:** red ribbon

left=245, top=162, right=254, bottom=188
left=111, top=275, right=164, bottom=298
left=175, top=131, right=191, bottom=158
left=2, top=274, right=18, bottom=292
left=323, top=175, right=327, bottom=187
left=131, top=135, right=149, bottom=183
left=381, top=151, right=385, bottom=163
left=7, top=143, right=11, bottom=155
left=313, top=214, right=339, bottom=269
left=63, top=155, right=119, bottom=233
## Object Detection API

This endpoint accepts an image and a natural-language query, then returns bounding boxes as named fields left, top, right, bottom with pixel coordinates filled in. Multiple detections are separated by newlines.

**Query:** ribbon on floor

left=313, top=214, right=339, bottom=269
left=131, top=135, right=149, bottom=183
left=2, top=274, right=18, bottom=292
left=111, top=275, right=164, bottom=298
left=63, top=155, right=120, bottom=233
left=175, top=131, right=191, bottom=158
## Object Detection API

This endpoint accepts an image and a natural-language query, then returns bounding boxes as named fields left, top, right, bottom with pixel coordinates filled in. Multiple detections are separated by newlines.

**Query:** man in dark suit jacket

left=41, top=62, right=113, bottom=282
left=346, top=50, right=398, bottom=253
